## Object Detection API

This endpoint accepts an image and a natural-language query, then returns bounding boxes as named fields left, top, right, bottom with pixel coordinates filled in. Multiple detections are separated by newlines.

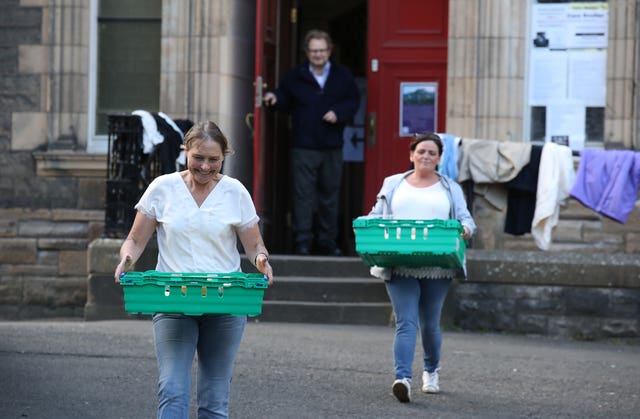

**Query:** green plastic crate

left=352, top=217, right=466, bottom=268
left=120, top=271, right=268, bottom=316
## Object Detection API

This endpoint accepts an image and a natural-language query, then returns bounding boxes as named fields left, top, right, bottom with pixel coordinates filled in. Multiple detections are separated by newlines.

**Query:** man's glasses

left=307, top=48, right=329, bottom=54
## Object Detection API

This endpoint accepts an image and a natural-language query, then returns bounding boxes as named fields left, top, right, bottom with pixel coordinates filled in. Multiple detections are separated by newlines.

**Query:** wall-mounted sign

left=546, top=102, right=586, bottom=150
left=531, top=2, right=608, bottom=50
left=399, top=82, right=437, bottom=136
left=527, top=1, right=607, bottom=149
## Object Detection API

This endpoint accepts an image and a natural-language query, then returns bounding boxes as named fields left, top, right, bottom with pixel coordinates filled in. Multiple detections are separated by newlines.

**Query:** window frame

left=86, top=0, right=162, bottom=153
left=87, top=0, right=104, bottom=153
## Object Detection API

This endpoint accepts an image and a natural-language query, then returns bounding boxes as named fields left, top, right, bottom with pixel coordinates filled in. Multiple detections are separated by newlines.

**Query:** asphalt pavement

left=1, top=319, right=639, bottom=419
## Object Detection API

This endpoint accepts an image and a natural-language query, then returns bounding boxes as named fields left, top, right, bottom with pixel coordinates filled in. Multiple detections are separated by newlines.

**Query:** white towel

left=531, top=143, right=575, bottom=250
left=132, top=110, right=164, bottom=154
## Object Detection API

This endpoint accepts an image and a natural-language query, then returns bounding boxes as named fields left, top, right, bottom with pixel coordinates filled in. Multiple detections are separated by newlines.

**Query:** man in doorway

left=264, top=29, right=360, bottom=256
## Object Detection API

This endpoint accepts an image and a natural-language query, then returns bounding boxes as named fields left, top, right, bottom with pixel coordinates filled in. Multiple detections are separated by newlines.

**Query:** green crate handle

left=352, top=217, right=463, bottom=233
left=121, top=271, right=268, bottom=289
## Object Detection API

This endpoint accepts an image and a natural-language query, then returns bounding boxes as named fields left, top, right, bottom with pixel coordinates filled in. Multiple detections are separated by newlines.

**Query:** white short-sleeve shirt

left=135, top=172, right=259, bottom=273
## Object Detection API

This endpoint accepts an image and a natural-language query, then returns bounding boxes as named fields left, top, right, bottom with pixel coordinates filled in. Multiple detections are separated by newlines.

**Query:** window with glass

left=527, top=0, right=607, bottom=150
left=95, top=0, right=161, bottom=135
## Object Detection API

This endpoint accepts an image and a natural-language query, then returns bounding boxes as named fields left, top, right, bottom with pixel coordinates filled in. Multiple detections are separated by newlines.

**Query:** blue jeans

left=152, top=313, right=247, bottom=419
left=385, top=274, right=452, bottom=379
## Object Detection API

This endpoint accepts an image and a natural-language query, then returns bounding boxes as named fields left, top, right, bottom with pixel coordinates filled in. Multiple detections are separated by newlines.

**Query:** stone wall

left=0, top=207, right=104, bottom=318
left=456, top=250, right=640, bottom=339
left=0, top=148, right=106, bottom=321
left=455, top=281, right=640, bottom=340
left=0, top=1, right=42, bottom=153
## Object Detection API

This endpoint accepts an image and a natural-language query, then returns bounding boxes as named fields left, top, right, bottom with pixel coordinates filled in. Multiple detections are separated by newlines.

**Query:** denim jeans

left=385, top=274, right=452, bottom=379
left=152, top=313, right=247, bottom=419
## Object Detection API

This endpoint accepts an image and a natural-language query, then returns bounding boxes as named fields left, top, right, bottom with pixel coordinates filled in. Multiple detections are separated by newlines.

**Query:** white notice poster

left=528, top=2, right=608, bottom=149
left=531, top=3, right=569, bottom=49
left=567, top=50, right=607, bottom=106
left=528, top=50, right=568, bottom=106
left=531, top=2, right=608, bottom=50
left=565, top=3, right=608, bottom=49
left=546, top=103, right=585, bottom=151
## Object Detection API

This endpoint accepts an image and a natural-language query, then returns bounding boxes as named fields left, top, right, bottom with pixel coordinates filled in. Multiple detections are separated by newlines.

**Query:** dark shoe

left=294, top=243, right=310, bottom=255
left=317, top=243, right=342, bottom=256
left=326, top=247, right=342, bottom=256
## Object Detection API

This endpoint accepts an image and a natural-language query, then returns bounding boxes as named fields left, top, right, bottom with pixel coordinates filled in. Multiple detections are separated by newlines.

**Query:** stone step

left=86, top=240, right=640, bottom=337
left=240, top=255, right=371, bottom=278
left=240, top=256, right=392, bottom=325
left=264, top=276, right=389, bottom=303
left=257, top=301, right=393, bottom=326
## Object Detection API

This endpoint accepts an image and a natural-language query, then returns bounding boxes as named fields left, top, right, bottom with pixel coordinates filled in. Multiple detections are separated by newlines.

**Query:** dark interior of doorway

left=291, top=0, right=367, bottom=256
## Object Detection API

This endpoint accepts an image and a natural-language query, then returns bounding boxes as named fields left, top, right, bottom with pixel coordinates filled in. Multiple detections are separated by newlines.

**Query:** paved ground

left=0, top=319, right=639, bottom=419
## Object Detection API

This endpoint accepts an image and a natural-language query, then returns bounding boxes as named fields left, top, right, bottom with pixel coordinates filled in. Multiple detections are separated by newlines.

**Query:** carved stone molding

left=33, top=151, right=107, bottom=178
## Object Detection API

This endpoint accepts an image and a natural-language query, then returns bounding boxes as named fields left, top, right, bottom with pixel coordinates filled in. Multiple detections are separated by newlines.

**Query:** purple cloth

left=570, top=149, right=640, bottom=223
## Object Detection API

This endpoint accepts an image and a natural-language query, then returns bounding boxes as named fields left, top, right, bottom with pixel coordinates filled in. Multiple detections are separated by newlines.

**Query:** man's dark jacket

left=271, top=61, right=360, bottom=149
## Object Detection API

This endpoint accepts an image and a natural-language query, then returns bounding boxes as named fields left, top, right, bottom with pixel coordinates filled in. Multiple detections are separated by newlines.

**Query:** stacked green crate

left=352, top=218, right=466, bottom=269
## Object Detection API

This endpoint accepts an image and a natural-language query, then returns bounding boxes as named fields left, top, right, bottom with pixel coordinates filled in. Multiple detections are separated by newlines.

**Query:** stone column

left=446, top=0, right=526, bottom=141
left=605, top=0, right=638, bottom=148
left=13, top=0, right=89, bottom=151
left=160, top=0, right=255, bottom=187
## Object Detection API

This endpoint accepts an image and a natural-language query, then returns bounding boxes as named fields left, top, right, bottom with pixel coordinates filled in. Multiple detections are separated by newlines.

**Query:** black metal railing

left=104, top=114, right=160, bottom=238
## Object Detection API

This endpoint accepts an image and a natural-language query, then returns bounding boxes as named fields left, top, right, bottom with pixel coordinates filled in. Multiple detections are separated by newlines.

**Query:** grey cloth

left=458, top=138, right=532, bottom=210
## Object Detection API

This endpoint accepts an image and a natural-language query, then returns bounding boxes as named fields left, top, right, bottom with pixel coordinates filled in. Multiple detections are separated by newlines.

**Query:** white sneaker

left=392, top=378, right=411, bottom=402
left=421, top=370, right=440, bottom=393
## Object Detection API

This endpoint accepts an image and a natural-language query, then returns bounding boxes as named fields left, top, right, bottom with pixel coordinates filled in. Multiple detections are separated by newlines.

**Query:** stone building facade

left=1, top=0, right=256, bottom=318
left=447, top=0, right=640, bottom=256
left=1, top=1, right=638, bottom=335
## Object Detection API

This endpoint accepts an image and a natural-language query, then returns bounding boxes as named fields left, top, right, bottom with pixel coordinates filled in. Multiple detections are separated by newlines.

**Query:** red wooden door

left=252, top=0, right=294, bottom=252
left=364, top=0, right=449, bottom=211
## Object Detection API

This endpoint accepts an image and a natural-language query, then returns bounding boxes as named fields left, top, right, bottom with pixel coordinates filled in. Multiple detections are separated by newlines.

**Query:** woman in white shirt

left=369, top=132, right=475, bottom=403
left=114, top=121, right=273, bottom=418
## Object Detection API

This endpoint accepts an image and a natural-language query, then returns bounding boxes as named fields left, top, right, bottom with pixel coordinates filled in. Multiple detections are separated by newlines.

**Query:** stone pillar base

left=85, top=237, right=157, bottom=321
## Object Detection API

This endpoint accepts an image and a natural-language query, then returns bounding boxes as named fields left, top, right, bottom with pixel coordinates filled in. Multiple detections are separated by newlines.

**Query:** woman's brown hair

left=410, top=132, right=443, bottom=155
left=183, top=120, right=234, bottom=156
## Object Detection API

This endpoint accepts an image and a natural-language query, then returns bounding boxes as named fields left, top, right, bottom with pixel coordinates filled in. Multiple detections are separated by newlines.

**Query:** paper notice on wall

left=565, top=3, right=608, bottom=49
left=528, top=2, right=607, bottom=150
left=546, top=103, right=585, bottom=151
left=531, top=2, right=608, bottom=50
left=528, top=50, right=568, bottom=106
left=531, top=3, right=569, bottom=49
left=567, top=50, right=606, bottom=106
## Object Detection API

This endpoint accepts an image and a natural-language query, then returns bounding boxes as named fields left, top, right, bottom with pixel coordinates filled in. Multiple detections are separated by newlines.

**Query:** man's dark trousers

left=292, top=147, right=343, bottom=250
